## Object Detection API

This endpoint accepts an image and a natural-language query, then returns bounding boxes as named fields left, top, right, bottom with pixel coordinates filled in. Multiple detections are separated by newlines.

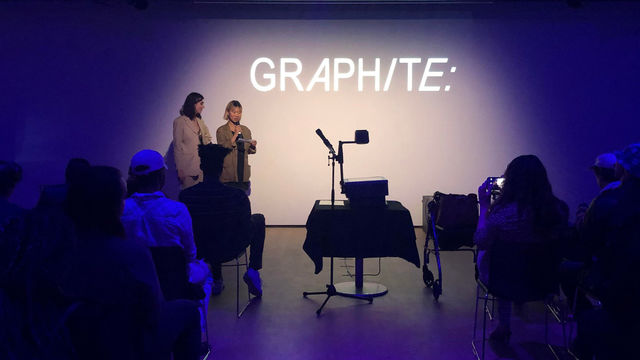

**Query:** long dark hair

left=492, top=155, right=568, bottom=234
left=179, top=92, right=204, bottom=120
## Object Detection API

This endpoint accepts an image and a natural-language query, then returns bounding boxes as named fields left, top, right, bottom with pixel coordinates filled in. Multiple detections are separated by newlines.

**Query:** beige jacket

left=216, top=123, right=256, bottom=183
left=173, top=115, right=212, bottom=178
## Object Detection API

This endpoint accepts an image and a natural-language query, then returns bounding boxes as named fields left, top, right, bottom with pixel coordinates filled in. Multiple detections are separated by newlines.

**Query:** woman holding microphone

left=215, top=100, right=256, bottom=195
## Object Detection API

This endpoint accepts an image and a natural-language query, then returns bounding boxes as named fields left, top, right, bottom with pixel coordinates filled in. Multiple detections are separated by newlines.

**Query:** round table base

left=334, top=282, right=388, bottom=297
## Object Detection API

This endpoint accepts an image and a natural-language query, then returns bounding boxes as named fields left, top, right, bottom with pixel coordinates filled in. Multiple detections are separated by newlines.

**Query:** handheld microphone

left=315, top=129, right=336, bottom=154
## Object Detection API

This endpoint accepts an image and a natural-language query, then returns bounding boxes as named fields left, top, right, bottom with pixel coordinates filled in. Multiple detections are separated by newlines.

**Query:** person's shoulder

left=122, top=197, right=137, bottom=211
left=173, top=115, right=188, bottom=124
left=216, top=123, right=228, bottom=132
left=179, top=183, right=205, bottom=199
left=224, top=185, right=249, bottom=202
left=592, top=186, right=620, bottom=208
left=161, top=196, right=190, bottom=214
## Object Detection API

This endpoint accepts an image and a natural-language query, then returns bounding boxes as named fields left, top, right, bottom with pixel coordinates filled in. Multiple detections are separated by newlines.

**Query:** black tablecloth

left=303, top=200, right=420, bottom=274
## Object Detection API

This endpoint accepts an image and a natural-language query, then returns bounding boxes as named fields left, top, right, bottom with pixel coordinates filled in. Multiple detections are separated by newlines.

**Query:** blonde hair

left=223, top=100, right=242, bottom=120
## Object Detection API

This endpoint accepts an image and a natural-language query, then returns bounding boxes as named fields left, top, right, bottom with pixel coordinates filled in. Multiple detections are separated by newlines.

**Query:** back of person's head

left=0, top=161, right=23, bottom=198
left=618, top=143, right=640, bottom=182
left=179, top=92, right=204, bottom=120
left=126, top=150, right=167, bottom=195
left=199, top=144, right=231, bottom=178
left=66, top=166, right=125, bottom=238
left=591, top=153, right=618, bottom=188
left=495, top=155, right=567, bottom=233
left=65, top=158, right=91, bottom=185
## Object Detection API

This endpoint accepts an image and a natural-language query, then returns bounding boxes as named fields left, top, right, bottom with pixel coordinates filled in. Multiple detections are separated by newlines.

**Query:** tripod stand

left=303, top=133, right=374, bottom=315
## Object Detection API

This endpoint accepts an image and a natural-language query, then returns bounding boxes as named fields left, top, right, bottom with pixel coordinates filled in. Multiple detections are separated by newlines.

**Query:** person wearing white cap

left=575, top=153, right=623, bottom=226
left=574, top=143, right=640, bottom=359
left=591, top=152, right=621, bottom=192
left=122, top=149, right=212, bottom=349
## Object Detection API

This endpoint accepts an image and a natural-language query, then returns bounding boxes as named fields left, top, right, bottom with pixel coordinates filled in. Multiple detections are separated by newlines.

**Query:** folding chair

left=471, top=239, right=567, bottom=360
left=149, top=246, right=210, bottom=359
left=221, top=249, right=255, bottom=318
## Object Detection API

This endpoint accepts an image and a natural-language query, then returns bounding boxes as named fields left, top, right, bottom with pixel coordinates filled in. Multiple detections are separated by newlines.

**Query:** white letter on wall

left=250, top=57, right=276, bottom=92
left=280, top=58, right=304, bottom=91
left=358, top=58, right=380, bottom=92
left=383, top=58, right=397, bottom=92
left=399, top=58, right=421, bottom=91
left=306, top=58, right=331, bottom=92
left=333, top=58, right=355, bottom=91
left=419, top=58, right=448, bottom=92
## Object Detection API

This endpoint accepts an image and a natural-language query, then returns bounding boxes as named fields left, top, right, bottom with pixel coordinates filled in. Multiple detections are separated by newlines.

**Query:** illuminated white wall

left=2, top=3, right=639, bottom=225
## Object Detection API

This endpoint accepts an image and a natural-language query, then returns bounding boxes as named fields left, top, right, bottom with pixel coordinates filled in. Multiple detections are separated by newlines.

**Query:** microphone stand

left=303, top=140, right=373, bottom=316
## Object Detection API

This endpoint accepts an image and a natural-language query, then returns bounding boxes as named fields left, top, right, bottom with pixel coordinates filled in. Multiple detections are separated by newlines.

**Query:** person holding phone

left=474, top=155, right=569, bottom=343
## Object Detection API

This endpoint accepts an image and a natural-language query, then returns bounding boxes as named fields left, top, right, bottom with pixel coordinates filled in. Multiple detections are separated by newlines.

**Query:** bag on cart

left=427, top=192, right=479, bottom=250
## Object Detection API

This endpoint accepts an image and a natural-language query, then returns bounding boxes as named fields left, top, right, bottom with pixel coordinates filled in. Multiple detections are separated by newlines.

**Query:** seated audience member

left=562, top=152, right=623, bottom=307
left=474, top=155, right=569, bottom=343
left=36, top=157, right=90, bottom=210
left=591, top=152, right=622, bottom=192
left=574, top=143, right=640, bottom=359
left=63, top=165, right=200, bottom=360
left=1, top=160, right=25, bottom=277
left=180, top=144, right=265, bottom=297
left=575, top=152, right=621, bottom=226
left=1, top=161, right=27, bottom=357
left=121, top=149, right=211, bottom=344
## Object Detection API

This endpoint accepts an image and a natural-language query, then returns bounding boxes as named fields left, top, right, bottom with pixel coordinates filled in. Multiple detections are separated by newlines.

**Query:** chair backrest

left=67, top=301, right=143, bottom=360
left=190, top=213, right=249, bottom=264
left=487, top=239, right=559, bottom=302
left=149, top=246, right=190, bottom=301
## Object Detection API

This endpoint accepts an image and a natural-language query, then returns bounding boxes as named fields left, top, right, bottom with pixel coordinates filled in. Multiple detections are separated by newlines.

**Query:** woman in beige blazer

left=216, top=100, right=256, bottom=194
left=173, top=92, right=212, bottom=189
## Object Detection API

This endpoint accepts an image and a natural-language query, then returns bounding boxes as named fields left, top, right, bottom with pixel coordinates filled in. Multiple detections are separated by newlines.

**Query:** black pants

left=211, top=213, right=265, bottom=280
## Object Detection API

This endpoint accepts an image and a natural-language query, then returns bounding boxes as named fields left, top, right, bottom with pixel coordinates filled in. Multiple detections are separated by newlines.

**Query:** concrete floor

left=206, top=227, right=569, bottom=360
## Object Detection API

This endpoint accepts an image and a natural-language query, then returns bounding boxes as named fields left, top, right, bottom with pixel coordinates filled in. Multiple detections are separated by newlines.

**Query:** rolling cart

left=422, top=192, right=479, bottom=300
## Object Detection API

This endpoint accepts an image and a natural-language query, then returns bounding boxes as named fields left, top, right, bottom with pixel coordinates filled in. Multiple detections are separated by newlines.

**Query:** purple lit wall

left=2, top=2, right=639, bottom=224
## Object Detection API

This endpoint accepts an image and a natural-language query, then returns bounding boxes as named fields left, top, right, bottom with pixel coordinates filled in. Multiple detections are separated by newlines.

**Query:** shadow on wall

left=164, top=141, right=180, bottom=200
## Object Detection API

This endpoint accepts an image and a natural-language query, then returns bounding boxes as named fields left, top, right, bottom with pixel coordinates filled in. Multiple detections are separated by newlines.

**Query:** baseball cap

left=618, top=143, right=640, bottom=178
left=591, top=153, right=617, bottom=170
left=129, top=149, right=167, bottom=176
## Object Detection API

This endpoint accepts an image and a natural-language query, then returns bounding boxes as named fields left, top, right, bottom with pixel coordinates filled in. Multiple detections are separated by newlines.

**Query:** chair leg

left=472, top=284, right=489, bottom=360
left=481, top=293, right=488, bottom=360
left=472, top=285, right=481, bottom=360
left=236, top=255, right=240, bottom=317
left=245, top=252, right=251, bottom=302
left=544, top=299, right=566, bottom=360
left=236, top=252, right=253, bottom=318
left=200, top=301, right=211, bottom=360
